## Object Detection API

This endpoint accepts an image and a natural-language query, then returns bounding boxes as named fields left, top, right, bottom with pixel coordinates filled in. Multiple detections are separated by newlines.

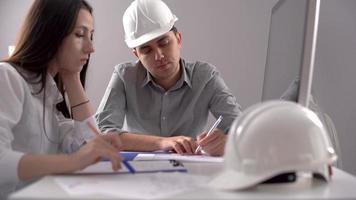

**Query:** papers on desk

left=54, top=172, right=209, bottom=199
left=75, top=160, right=187, bottom=174
left=55, top=152, right=219, bottom=199
left=121, top=151, right=224, bottom=163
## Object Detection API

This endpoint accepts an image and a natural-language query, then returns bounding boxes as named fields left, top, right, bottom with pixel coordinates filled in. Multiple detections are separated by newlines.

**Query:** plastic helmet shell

left=123, top=0, right=178, bottom=48
left=210, top=101, right=337, bottom=190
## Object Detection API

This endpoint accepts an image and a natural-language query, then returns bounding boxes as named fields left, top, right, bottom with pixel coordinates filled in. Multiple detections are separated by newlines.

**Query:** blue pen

left=122, top=160, right=135, bottom=174
left=87, top=123, right=135, bottom=174
left=99, top=158, right=135, bottom=173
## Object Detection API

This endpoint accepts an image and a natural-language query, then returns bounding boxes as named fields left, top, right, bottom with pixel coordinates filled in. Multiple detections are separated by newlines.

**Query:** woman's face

left=55, top=8, right=94, bottom=73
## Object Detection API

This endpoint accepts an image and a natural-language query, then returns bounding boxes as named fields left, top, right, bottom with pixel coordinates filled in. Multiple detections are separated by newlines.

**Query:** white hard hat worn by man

left=123, top=0, right=178, bottom=48
left=96, top=0, right=241, bottom=156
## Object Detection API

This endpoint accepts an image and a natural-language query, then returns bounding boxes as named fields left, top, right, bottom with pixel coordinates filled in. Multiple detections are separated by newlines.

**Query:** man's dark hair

left=170, top=26, right=178, bottom=33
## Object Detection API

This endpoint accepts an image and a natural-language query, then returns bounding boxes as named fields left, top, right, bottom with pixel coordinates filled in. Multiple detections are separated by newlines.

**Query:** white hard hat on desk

left=210, top=101, right=337, bottom=190
left=123, top=0, right=178, bottom=48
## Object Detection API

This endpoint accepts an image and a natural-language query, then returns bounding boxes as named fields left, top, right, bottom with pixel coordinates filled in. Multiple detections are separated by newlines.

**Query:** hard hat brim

left=209, top=162, right=333, bottom=191
left=209, top=169, right=275, bottom=190
left=125, top=17, right=177, bottom=48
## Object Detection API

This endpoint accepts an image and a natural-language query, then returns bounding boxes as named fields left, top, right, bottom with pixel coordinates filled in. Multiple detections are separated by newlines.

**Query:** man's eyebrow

left=138, top=45, right=150, bottom=51
left=157, top=35, right=169, bottom=43
left=138, top=35, right=170, bottom=50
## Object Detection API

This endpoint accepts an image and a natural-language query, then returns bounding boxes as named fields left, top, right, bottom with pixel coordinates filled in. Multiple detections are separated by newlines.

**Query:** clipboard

left=119, top=151, right=223, bottom=163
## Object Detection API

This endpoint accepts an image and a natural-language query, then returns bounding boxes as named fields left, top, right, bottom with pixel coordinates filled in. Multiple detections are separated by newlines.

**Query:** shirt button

left=164, top=92, right=168, bottom=96
left=162, top=116, right=166, bottom=120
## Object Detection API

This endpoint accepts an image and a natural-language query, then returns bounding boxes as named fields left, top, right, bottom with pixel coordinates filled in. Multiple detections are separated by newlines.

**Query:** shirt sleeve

left=95, top=66, right=127, bottom=134
left=0, top=65, right=26, bottom=183
left=59, top=115, right=96, bottom=154
left=207, top=70, right=242, bottom=134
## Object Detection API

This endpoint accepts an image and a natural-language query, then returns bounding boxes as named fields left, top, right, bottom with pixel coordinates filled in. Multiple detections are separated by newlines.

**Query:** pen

left=195, top=115, right=223, bottom=154
left=122, top=160, right=135, bottom=174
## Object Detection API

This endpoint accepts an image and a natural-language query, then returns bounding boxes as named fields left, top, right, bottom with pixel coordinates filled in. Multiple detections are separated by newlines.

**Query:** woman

left=0, top=0, right=122, bottom=197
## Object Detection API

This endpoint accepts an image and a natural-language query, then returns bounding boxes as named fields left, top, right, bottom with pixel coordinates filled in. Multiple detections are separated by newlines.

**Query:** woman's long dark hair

left=3, top=0, right=93, bottom=118
left=2, top=0, right=93, bottom=144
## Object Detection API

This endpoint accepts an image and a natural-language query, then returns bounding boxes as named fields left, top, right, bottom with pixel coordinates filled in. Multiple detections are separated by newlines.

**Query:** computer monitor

left=262, top=0, right=320, bottom=107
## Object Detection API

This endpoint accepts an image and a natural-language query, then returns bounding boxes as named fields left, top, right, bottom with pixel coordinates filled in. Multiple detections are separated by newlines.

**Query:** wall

left=84, top=0, right=273, bottom=131
left=0, top=0, right=32, bottom=58
left=0, top=0, right=272, bottom=109
left=313, top=0, right=356, bottom=175
left=85, top=0, right=272, bottom=110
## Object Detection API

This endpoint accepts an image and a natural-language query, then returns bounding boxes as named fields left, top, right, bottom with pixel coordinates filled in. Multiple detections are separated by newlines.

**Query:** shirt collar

left=28, top=73, right=63, bottom=104
left=141, top=59, right=192, bottom=89
left=180, top=59, right=192, bottom=88
left=46, top=74, right=63, bottom=104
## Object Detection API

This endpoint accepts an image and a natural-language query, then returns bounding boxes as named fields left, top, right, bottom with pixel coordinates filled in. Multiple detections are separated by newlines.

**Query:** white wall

left=1, top=0, right=355, bottom=176
left=0, top=0, right=33, bottom=59
left=313, top=0, right=356, bottom=175
left=85, top=0, right=273, bottom=110
left=0, top=0, right=272, bottom=109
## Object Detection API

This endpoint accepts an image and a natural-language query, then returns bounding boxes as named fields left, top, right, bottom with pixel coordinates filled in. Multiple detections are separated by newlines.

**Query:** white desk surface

left=9, top=162, right=356, bottom=200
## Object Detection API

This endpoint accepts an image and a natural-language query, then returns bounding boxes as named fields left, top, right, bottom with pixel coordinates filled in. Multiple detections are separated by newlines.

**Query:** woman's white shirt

left=0, top=62, right=95, bottom=196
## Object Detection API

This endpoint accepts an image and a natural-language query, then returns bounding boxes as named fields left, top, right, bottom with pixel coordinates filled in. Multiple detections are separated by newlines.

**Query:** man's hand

left=196, top=129, right=226, bottom=156
left=159, top=136, right=198, bottom=154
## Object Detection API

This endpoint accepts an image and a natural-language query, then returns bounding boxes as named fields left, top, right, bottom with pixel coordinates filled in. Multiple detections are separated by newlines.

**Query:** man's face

left=133, top=31, right=182, bottom=84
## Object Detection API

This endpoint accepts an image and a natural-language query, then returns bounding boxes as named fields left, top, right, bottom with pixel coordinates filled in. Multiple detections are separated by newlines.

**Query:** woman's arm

left=18, top=133, right=122, bottom=181
left=60, top=72, right=92, bottom=121
left=16, top=71, right=124, bottom=180
left=18, top=154, right=77, bottom=180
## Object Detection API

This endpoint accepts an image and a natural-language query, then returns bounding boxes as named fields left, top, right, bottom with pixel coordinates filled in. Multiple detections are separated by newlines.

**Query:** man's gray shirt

left=96, top=59, right=241, bottom=137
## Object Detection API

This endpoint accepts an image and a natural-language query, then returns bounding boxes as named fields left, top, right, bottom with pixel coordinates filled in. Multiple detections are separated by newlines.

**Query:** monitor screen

left=262, top=0, right=320, bottom=107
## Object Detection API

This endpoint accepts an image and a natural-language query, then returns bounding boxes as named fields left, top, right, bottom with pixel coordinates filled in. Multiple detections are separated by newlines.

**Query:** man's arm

left=96, top=67, right=127, bottom=134
left=208, top=73, right=241, bottom=133
left=197, top=70, right=241, bottom=156
left=119, top=132, right=198, bottom=154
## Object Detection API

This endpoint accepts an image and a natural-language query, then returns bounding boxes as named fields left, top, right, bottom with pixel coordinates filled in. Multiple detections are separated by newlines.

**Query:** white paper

left=74, top=160, right=186, bottom=174
left=54, top=172, right=209, bottom=199
left=130, top=160, right=186, bottom=172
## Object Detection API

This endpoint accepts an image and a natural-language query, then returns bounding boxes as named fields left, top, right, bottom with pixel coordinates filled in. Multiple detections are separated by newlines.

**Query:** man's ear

left=175, top=32, right=182, bottom=47
left=132, top=48, right=138, bottom=58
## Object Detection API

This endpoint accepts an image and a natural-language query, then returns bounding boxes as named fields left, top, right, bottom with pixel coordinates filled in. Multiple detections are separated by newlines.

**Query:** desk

left=9, top=162, right=356, bottom=200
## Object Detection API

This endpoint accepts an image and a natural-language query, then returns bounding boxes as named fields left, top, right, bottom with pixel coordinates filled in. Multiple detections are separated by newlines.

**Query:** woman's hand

left=58, top=69, right=81, bottom=85
left=57, top=59, right=84, bottom=77
left=71, top=133, right=123, bottom=171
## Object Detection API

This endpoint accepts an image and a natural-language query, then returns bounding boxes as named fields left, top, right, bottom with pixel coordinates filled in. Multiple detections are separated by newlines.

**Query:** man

left=96, top=0, right=241, bottom=156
